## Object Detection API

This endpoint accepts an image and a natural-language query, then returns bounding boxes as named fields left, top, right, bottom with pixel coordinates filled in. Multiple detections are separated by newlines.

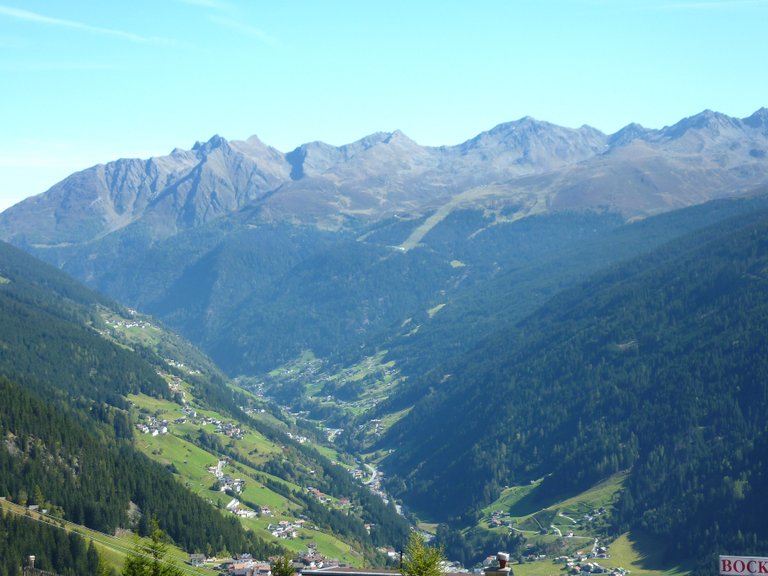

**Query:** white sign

left=720, top=556, right=768, bottom=575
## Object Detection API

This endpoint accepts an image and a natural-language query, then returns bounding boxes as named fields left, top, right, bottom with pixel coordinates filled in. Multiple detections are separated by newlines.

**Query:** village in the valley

left=122, top=339, right=631, bottom=576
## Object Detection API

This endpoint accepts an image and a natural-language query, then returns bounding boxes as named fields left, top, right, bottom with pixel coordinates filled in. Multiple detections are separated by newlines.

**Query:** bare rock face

left=0, top=134, right=290, bottom=245
left=3, top=108, right=768, bottom=247
left=448, top=117, right=608, bottom=174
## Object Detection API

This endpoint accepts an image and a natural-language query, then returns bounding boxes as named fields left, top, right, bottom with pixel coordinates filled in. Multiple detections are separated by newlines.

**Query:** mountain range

left=3, top=108, right=768, bottom=376
left=3, top=108, right=768, bottom=574
left=2, top=108, right=768, bottom=247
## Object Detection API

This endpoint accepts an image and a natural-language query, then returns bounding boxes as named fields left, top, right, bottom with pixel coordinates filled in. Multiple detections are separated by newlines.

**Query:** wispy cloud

left=174, top=0, right=276, bottom=45
left=0, top=4, right=173, bottom=44
left=208, top=15, right=277, bottom=45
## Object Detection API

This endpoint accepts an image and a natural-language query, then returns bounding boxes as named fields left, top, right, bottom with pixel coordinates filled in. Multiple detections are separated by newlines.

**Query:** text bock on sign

left=720, top=556, right=768, bottom=575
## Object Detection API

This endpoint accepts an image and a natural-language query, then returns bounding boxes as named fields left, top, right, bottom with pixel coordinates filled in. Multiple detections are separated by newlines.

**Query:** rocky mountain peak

left=487, top=116, right=547, bottom=137
left=191, top=134, right=231, bottom=155
left=349, top=131, right=400, bottom=151
left=383, top=129, right=416, bottom=145
left=608, top=122, right=655, bottom=147
left=743, top=107, right=768, bottom=130
left=455, top=116, right=607, bottom=172
left=662, top=109, right=742, bottom=139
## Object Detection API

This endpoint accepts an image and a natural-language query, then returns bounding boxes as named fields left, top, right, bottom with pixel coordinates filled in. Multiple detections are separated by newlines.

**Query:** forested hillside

left=381, top=205, right=768, bottom=571
left=0, top=240, right=409, bottom=569
left=0, top=241, right=283, bottom=558
left=0, top=506, right=105, bottom=576
left=371, top=195, right=768, bottom=386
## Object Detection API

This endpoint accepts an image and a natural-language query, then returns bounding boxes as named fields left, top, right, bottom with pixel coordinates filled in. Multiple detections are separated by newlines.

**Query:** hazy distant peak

left=608, top=122, right=655, bottom=146
left=743, top=107, right=768, bottom=129
left=351, top=131, right=393, bottom=149
left=245, top=134, right=266, bottom=146
left=461, top=116, right=605, bottom=154
left=487, top=116, right=550, bottom=135
left=345, top=129, right=416, bottom=146
left=662, top=109, right=741, bottom=139
left=285, top=140, right=345, bottom=179
left=619, top=121, right=646, bottom=131
left=191, top=134, right=231, bottom=154
left=229, top=135, right=286, bottom=163
left=291, top=140, right=336, bottom=153
left=383, top=129, right=417, bottom=145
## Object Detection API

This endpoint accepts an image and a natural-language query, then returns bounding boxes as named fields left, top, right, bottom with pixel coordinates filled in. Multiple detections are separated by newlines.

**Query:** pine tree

left=271, top=554, right=295, bottom=576
left=401, top=532, right=444, bottom=576
left=122, top=518, right=183, bottom=576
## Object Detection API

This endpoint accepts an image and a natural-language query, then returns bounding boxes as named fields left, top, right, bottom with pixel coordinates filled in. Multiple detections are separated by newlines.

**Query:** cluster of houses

left=299, top=543, right=330, bottom=569
left=182, top=403, right=198, bottom=418
left=377, top=547, right=400, bottom=563
left=187, top=544, right=343, bottom=574
left=216, top=420, right=245, bottom=439
left=181, top=404, right=245, bottom=440
left=165, top=358, right=200, bottom=375
left=364, top=469, right=388, bottom=504
left=209, top=460, right=242, bottom=494
left=189, top=553, right=272, bottom=575
left=356, top=419, right=383, bottom=437
left=135, top=416, right=168, bottom=436
left=305, top=487, right=354, bottom=512
left=243, top=406, right=268, bottom=416
left=241, top=380, right=266, bottom=397
left=306, top=487, right=332, bottom=504
left=557, top=558, right=628, bottom=576
left=105, top=315, right=153, bottom=330
left=164, top=372, right=185, bottom=395
left=225, top=498, right=258, bottom=519
left=217, top=474, right=246, bottom=495
left=207, top=459, right=258, bottom=518
left=136, top=407, right=243, bottom=442
left=267, top=519, right=305, bottom=539
left=287, top=431, right=310, bottom=444
left=581, top=508, right=607, bottom=524
left=487, top=510, right=511, bottom=528
left=324, top=427, right=344, bottom=442
left=549, top=542, right=630, bottom=576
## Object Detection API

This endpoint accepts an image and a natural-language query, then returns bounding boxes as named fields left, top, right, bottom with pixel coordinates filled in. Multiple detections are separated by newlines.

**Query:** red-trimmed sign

left=720, top=556, right=768, bottom=575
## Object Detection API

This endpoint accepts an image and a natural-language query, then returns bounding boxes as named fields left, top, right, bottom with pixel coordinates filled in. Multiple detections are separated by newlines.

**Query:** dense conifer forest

left=382, top=206, right=768, bottom=571
left=0, top=508, right=104, bottom=576
left=0, top=241, right=285, bottom=560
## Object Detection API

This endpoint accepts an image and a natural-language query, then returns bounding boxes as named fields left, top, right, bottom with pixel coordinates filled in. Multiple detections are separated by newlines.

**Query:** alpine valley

left=2, top=108, right=768, bottom=575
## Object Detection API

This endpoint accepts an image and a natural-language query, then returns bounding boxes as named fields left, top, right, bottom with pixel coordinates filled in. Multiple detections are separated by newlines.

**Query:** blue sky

left=1, top=0, right=767, bottom=211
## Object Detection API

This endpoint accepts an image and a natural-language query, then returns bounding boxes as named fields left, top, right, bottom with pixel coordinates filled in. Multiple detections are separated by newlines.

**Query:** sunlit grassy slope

left=475, top=473, right=688, bottom=576
left=128, top=390, right=360, bottom=565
